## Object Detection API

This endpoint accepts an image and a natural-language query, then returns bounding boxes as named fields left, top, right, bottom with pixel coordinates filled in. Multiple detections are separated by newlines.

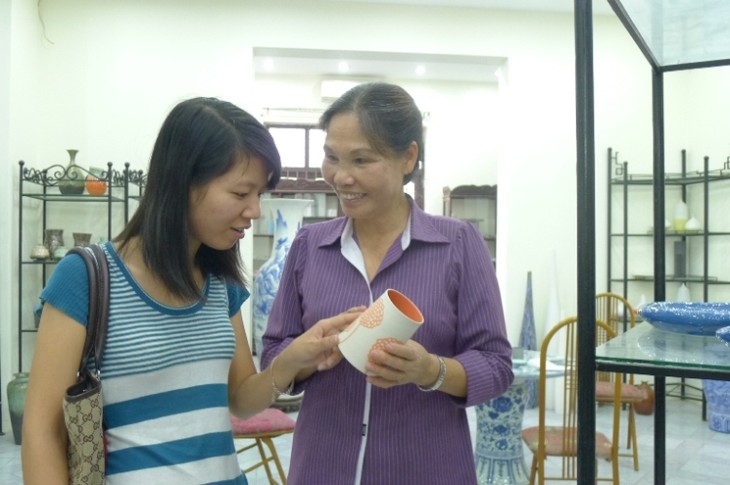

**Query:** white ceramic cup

left=338, top=289, right=425, bottom=374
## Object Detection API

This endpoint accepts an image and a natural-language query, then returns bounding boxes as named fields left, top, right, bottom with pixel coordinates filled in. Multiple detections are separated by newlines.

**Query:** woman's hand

left=365, top=339, right=439, bottom=389
left=280, top=306, right=365, bottom=373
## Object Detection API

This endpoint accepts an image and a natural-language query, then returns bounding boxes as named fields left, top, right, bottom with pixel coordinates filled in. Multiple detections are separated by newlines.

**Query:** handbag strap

left=68, top=244, right=110, bottom=375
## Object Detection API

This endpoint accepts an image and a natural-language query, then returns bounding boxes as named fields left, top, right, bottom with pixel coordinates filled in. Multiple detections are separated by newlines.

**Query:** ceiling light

left=338, top=61, right=350, bottom=73
left=262, top=58, right=275, bottom=71
left=415, top=65, right=426, bottom=76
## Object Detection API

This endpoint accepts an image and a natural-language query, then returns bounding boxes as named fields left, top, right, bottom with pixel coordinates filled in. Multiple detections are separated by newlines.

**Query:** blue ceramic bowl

left=638, top=301, right=730, bottom=336
left=716, top=325, right=730, bottom=347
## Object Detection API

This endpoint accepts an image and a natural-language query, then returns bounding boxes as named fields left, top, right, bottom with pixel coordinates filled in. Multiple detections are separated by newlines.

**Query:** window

left=267, top=124, right=325, bottom=178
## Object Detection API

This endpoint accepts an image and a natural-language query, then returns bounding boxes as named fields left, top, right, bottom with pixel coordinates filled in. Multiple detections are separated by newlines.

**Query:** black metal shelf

left=607, top=149, right=730, bottom=304
left=16, top=160, right=144, bottom=375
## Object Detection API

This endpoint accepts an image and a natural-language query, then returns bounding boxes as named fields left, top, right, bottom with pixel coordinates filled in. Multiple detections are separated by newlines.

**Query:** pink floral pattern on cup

left=370, top=337, right=400, bottom=353
left=360, top=300, right=385, bottom=328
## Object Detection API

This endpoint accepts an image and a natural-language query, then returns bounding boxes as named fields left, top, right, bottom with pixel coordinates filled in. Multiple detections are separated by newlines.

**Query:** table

left=474, top=351, right=563, bottom=485
left=595, top=322, right=730, bottom=484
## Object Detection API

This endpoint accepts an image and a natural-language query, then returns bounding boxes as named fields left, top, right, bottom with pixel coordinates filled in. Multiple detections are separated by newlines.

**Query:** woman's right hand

left=282, top=306, right=365, bottom=373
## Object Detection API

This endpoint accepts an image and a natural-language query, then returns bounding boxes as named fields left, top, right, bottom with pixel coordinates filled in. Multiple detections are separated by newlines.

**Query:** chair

left=595, top=292, right=646, bottom=471
left=522, top=316, right=622, bottom=485
left=231, top=407, right=296, bottom=485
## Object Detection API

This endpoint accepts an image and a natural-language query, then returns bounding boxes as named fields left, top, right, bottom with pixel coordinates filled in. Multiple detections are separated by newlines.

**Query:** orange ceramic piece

left=85, top=176, right=107, bottom=196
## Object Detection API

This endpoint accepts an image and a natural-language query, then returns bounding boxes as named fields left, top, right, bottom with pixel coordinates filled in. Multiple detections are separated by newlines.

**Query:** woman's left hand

left=365, top=340, right=437, bottom=389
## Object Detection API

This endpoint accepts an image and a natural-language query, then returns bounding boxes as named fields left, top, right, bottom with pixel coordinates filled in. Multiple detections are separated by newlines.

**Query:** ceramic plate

left=638, top=301, right=730, bottom=336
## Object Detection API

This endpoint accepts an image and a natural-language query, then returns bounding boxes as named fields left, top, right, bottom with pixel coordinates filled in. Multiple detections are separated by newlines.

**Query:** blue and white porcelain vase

left=703, top=379, right=730, bottom=433
left=252, top=198, right=312, bottom=356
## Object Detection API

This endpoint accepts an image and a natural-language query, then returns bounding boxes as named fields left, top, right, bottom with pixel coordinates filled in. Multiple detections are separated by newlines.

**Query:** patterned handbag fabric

left=63, top=245, right=109, bottom=485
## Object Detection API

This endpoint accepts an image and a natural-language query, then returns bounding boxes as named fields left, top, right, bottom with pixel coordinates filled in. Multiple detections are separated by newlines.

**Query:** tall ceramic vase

left=252, top=198, right=312, bottom=356
left=58, top=149, right=85, bottom=195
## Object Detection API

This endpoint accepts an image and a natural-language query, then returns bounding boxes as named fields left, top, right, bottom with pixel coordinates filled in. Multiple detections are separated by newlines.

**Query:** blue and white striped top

left=40, top=242, right=249, bottom=484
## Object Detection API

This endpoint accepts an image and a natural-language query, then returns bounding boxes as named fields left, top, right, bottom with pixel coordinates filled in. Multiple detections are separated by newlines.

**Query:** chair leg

left=628, top=405, right=639, bottom=471
left=529, top=455, right=537, bottom=485
left=259, top=436, right=287, bottom=485
left=253, top=438, right=278, bottom=484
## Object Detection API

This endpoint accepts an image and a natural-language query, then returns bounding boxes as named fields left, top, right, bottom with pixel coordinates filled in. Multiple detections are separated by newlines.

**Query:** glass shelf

left=609, top=0, right=730, bottom=69
left=596, top=322, right=730, bottom=372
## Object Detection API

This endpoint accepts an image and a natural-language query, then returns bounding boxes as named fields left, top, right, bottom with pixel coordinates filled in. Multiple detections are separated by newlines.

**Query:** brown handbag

left=63, top=245, right=109, bottom=485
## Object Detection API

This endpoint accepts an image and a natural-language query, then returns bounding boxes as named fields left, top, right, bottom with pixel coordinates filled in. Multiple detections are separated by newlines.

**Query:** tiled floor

left=1, top=395, right=727, bottom=484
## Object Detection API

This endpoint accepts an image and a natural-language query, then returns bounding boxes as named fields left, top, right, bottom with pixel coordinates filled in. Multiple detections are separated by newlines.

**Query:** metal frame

left=577, top=1, right=730, bottom=483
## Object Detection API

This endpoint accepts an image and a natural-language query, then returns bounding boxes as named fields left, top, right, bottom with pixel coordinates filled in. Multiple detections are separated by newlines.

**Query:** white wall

left=3, top=0, right=730, bottom=416
left=3, top=0, right=46, bottom=428
left=0, top=0, right=14, bottom=432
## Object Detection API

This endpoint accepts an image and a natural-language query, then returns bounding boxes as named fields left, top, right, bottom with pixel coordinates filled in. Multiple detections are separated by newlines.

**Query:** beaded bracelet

left=270, top=356, right=295, bottom=403
left=418, top=355, right=446, bottom=392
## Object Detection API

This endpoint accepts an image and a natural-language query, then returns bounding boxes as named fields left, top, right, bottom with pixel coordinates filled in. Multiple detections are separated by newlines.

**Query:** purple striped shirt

left=262, top=198, right=513, bottom=485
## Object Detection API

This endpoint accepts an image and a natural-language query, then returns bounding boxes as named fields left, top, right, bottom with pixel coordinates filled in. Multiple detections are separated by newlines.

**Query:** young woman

left=22, top=97, right=359, bottom=484
left=261, top=83, right=514, bottom=484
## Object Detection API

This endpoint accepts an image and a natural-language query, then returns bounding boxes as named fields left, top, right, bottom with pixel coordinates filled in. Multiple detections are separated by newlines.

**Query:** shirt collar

left=318, top=196, right=451, bottom=248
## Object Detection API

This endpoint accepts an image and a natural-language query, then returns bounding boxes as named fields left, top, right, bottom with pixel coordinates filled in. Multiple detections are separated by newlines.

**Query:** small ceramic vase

left=43, top=229, right=64, bottom=256
left=54, top=245, right=70, bottom=259
left=85, top=166, right=108, bottom=196
left=30, top=243, right=50, bottom=260
left=634, top=381, right=655, bottom=415
left=676, top=283, right=691, bottom=302
left=673, top=200, right=688, bottom=232
left=58, top=149, right=86, bottom=195
left=72, top=232, right=92, bottom=247
left=685, top=216, right=701, bottom=231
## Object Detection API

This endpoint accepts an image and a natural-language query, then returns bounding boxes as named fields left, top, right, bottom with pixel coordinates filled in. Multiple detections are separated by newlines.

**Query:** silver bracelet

left=418, top=355, right=446, bottom=392
left=270, top=356, right=294, bottom=402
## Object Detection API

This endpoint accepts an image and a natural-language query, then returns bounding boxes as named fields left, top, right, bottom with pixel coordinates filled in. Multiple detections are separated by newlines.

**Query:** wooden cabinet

left=443, top=184, right=497, bottom=261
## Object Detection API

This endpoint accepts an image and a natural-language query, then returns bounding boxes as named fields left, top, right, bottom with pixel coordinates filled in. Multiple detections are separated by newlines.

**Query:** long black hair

left=116, top=97, right=281, bottom=301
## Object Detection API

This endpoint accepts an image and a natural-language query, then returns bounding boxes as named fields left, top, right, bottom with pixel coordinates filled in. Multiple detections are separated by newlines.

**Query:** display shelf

left=607, top=148, right=730, bottom=305
left=16, top=160, right=135, bottom=373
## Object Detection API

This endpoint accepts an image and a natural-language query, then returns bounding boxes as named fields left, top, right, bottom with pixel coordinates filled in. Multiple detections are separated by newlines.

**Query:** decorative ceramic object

left=475, top=381, right=530, bottom=484
left=58, top=149, right=85, bottom=195
left=72, top=232, right=92, bottom=247
left=634, top=381, right=655, bottom=415
left=252, top=198, right=312, bottom=355
left=638, top=301, right=730, bottom=336
left=675, top=283, right=691, bottom=302
left=7, top=372, right=30, bottom=445
left=673, top=200, right=688, bottom=231
left=703, top=379, right=730, bottom=433
left=685, top=215, right=701, bottom=231
left=518, top=271, right=538, bottom=408
left=85, top=166, right=108, bottom=196
left=54, top=245, right=70, bottom=259
left=43, top=229, right=64, bottom=257
left=338, top=289, right=424, bottom=375
left=716, top=325, right=730, bottom=346
left=30, top=243, right=51, bottom=260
